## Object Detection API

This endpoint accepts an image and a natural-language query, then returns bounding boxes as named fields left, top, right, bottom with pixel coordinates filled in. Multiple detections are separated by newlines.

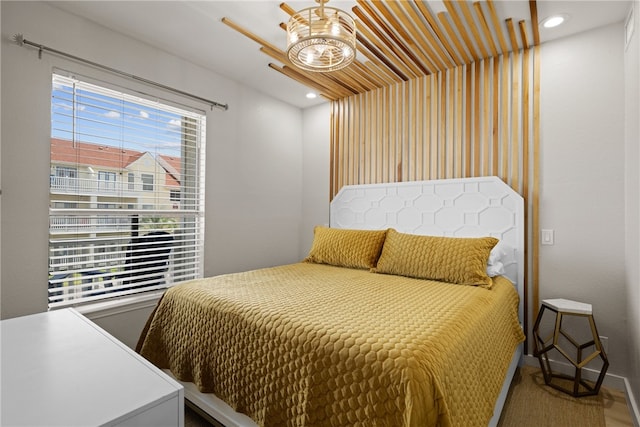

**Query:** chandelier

left=286, top=0, right=357, bottom=72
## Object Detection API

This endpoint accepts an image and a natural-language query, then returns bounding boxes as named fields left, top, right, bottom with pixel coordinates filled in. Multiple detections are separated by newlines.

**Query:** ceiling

left=49, top=1, right=631, bottom=109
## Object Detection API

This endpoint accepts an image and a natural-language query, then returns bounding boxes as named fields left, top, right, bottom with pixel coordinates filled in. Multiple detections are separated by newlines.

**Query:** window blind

left=49, top=73, right=206, bottom=308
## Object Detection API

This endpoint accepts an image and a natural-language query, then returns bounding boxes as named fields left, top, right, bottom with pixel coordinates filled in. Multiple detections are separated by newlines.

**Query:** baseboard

left=624, top=377, right=640, bottom=427
left=523, top=354, right=626, bottom=390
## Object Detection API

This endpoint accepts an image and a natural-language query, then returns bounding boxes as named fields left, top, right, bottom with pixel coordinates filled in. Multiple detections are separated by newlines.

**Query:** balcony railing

left=50, top=216, right=132, bottom=232
left=50, top=176, right=118, bottom=194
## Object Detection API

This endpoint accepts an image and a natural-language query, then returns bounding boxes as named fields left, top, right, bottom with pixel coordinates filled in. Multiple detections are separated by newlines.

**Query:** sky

left=51, top=74, right=197, bottom=158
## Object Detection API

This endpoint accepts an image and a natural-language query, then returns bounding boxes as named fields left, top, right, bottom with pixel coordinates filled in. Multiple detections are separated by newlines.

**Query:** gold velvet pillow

left=372, top=229, right=499, bottom=287
left=304, top=226, right=388, bottom=270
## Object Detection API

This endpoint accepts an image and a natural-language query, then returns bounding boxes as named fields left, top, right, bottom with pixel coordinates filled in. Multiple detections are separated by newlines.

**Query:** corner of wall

left=624, top=0, right=640, bottom=420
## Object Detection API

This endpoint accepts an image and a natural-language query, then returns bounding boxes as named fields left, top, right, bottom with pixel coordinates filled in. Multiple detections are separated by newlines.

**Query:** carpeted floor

left=184, top=365, right=608, bottom=427
left=497, top=365, right=606, bottom=427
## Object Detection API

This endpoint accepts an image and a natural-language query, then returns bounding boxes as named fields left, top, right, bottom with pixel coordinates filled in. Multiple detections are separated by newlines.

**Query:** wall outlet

left=599, top=336, right=609, bottom=354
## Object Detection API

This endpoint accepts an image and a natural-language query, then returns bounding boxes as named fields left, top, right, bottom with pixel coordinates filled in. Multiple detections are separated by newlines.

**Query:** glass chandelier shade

left=286, top=0, right=356, bottom=72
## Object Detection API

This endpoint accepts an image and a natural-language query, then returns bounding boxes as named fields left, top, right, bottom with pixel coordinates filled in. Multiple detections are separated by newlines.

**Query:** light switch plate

left=541, top=229, right=554, bottom=245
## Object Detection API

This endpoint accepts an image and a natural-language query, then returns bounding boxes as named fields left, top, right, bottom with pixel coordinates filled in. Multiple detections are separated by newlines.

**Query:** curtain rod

left=12, top=34, right=229, bottom=111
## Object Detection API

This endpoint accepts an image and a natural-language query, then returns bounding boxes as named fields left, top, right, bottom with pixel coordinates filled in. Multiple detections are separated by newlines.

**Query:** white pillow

left=487, top=242, right=508, bottom=277
left=487, top=261, right=505, bottom=277
left=488, top=242, right=507, bottom=265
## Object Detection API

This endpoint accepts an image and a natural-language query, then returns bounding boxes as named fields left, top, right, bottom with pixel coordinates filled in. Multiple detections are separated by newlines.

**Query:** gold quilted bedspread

left=137, top=263, right=524, bottom=427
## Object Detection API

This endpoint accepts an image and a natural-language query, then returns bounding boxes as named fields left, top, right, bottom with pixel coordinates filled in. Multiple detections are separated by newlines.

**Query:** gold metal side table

left=533, top=298, right=609, bottom=397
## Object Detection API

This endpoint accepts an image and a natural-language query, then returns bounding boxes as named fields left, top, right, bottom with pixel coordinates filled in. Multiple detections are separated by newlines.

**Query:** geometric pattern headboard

left=330, top=176, right=525, bottom=321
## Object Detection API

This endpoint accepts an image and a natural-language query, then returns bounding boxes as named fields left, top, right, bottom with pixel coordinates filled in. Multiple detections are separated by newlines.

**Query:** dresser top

left=1, top=308, right=182, bottom=426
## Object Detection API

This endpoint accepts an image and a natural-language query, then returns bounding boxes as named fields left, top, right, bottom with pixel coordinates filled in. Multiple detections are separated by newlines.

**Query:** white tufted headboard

left=330, top=176, right=525, bottom=322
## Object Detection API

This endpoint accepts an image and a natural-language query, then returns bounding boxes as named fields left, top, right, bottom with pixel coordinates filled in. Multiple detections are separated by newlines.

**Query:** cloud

left=168, top=119, right=181, bottom=129
left=55, top=103, right=85, bottom=111
left=139, top=110, right=149, bottom=119
left=105, top=111, right=121, bottom=118
left=157, top=141, right=182, bottom=150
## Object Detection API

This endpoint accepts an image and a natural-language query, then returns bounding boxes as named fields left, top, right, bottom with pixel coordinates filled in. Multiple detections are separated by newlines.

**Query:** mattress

left=137, top=262, right=524, bottom=426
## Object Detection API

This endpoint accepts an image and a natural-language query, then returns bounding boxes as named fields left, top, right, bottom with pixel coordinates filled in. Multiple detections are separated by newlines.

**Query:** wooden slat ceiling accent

left=223, top=0, right=539, bottom=101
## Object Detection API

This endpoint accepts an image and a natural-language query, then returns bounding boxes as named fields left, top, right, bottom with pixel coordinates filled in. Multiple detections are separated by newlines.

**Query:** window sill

left=72, top=291, right=164, bottom=320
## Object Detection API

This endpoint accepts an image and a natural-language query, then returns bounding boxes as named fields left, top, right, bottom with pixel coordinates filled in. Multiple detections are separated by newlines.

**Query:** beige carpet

left=185, top=365, right=607, bottom=427
left=498, top=365, right=606, bottom=427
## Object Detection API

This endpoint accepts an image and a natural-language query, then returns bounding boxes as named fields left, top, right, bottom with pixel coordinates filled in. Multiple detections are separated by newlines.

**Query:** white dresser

left=1, top=308, right=184, bottom=426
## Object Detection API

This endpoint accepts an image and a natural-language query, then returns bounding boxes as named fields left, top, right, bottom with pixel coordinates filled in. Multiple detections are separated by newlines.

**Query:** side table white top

left=542, top=298, right=593, bottom=315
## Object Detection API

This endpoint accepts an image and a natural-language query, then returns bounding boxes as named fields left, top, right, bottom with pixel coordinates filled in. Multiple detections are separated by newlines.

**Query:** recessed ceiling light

left=541, top=14, right=569, bottom=29
left=306, top=92, right=317, bottom=99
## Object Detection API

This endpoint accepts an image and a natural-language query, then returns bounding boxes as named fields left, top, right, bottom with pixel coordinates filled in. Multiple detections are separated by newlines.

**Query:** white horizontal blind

left=49, top=73, right=206, bottom=308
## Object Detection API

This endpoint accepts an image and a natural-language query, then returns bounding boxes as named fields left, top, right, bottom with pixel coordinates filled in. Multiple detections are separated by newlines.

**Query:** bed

left=137, top=176, right=526, bottom=427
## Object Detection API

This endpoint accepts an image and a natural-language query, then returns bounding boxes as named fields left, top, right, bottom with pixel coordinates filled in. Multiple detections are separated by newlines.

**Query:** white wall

left=204, top=87, right=303, bottom=276
left=540, top=23, right=628, bottom=376
left=624, top=0, right=640, bottom=416
left=0, top=1, right=304, bottom=346
left=300, top=103, right=331, bottom=257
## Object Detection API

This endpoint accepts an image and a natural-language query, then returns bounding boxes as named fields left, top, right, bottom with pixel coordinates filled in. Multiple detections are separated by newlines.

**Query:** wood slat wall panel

left=474, top=2, right=499, bottom=58
left=487, top=1, right=509, bottom=55
left=409, top=2, right=460, bottom=68
left=372, top=1, right=444, bottom=73
left=483, top=59, right=491, bottom=176
left=532, top=45, right=541, bottom=318
left=446, top=69, right=454, bottom=178
left=438, top=11, right=473, bottom=65
left=330, top=50, right=535, bottom=195
left=492, top=57, right=500, bottom=176
left=439, top=70, right=446, bottom=178
left=501, top=54, right=509, bottom=180
left=455, top=67, right=463, bottom=178
left=473, top=61, right=481, bottom=176
left=511, top=48, right=521, bottom=193
left=430, top=75, right=438, bottom=179
left=459, top=0, right=490, bottom=59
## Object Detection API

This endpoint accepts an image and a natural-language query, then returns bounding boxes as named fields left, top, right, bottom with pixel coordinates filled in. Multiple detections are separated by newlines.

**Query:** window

left=141, top=173, right=154, bottom=191
left=55, top=166, right=77, bottom=178
left=49, top=72, right=206, bottom=308
left=170, top=190, right=180, bottom=202
left=98, top=171, right=117, bottom=192
left=51, top=166, right=78, bottom=191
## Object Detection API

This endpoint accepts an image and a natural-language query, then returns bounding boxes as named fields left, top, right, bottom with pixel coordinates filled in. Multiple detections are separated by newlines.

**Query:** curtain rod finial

left=212, top=103, right=229, bottom=111
left=12, top=34, right=24, bottom=46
